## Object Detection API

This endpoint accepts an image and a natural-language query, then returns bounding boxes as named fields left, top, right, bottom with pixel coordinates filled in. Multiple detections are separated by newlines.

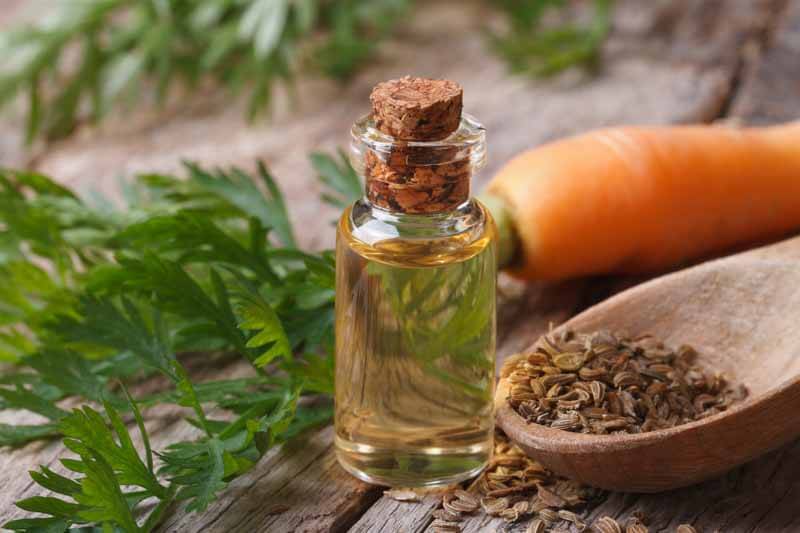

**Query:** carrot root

left=485, top=122, right=800, bottom=281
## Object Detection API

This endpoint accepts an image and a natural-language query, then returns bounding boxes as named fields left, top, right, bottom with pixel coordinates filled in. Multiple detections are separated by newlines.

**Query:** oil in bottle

left=334, top=77, right=496, bottom=487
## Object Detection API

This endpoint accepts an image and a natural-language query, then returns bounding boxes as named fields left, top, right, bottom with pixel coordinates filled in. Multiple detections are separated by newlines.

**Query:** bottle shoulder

left=337, top=199, right=497, bottom=268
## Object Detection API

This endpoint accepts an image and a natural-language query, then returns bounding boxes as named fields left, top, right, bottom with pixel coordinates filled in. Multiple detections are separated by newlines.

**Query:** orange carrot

left=484, top=122, right=800, bottom=281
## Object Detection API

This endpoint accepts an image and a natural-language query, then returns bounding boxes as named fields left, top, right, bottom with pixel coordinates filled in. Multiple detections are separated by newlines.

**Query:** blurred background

left=0, top=0, right=797, bottom=249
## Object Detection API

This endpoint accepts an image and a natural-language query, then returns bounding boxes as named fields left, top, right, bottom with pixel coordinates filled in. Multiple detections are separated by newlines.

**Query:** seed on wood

left=481, top=496, right=509, bottom=515
left=500, top=507, right=520, bottom=522
left=443, top=492, right=478, bottom=514
left=512, top=500, right=530, bottom=514
left=486, top=480, right=541, bottom=497
left=557, top=509, right=580, bottom=521
left=539, top=508, right=559, bottom=522
left=443, top=430, right=599, bottom=530
left=558, top=509, right=578, bottom=521
left=492, top=456, right=526, bottom=468
left=554, top=509, right=585, bottom=530
left=527, top=518, right=546, bottom=533
left=447, top=500, right=477, bottom=513
left=453, top=489, right=478, bottom=506
left=432, top=509, right=461, bottom=522
left=595, top=516, right=623, bottom=533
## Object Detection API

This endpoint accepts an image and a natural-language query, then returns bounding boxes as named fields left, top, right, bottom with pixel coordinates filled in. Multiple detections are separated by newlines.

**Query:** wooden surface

left=497, top=236, right=800, bottom=492
left=2, top=0, right=800, bottom=531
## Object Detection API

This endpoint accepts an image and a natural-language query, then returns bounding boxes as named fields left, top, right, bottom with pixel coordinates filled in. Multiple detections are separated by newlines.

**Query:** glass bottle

left=334, top=96, right=497, bottom=487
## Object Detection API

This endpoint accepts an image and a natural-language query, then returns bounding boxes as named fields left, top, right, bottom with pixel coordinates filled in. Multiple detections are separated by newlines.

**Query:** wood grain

left=731, top=0, right=800, bottom=123
left=160, top=427, right=382, bottom=533
left=1, top=0, right=799, bottom=531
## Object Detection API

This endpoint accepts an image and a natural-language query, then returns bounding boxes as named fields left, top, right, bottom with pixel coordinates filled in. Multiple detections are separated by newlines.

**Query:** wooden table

left=2, top=1, right=800, bottom=531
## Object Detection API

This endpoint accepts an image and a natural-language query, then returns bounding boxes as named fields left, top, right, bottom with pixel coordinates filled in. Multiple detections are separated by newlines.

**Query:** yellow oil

left=334, top=203, right=497, bottom=487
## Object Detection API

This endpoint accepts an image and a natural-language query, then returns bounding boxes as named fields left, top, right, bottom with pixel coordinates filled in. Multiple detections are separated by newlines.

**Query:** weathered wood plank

left=1, top=0, right=798, bottom=532
left=160, top=426, right=381, bottom=533
left=730, top=0, right=800, bottom=123
left=348, top=494, right=442, bottom=533
left=581, top=437, right=800, bottom=532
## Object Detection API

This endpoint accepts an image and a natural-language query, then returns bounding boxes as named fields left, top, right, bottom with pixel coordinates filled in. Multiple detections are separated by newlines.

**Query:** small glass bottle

left=334, top=77, right=497, bottom=487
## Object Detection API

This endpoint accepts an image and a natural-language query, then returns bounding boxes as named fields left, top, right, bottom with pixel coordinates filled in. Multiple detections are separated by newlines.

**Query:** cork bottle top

left=354, top=76, right=483, bottom=214
left=370, top=76, right=463, bottom=141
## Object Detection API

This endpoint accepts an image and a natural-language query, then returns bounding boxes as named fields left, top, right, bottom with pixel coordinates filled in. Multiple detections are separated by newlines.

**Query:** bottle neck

left=349, top=197, right=487, bottom=248
left=364, top=149, right=471, bottom=215
left=361, top=195, right=472, bottom=218
left=350, top=114, right=486, bottom=216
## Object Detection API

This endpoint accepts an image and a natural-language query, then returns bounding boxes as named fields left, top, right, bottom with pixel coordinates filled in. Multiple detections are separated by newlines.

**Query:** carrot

left=484, top=122, right=800, bottom=281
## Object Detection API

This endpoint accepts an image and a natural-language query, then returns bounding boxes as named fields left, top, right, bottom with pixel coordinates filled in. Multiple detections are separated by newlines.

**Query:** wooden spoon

left=495, top=236, right=800, bottom=492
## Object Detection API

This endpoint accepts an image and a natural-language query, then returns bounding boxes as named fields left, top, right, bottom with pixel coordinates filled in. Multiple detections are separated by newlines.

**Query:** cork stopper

left=362, top=77, right=473, bottom=214
left=370, top=77, right=463, bottom=141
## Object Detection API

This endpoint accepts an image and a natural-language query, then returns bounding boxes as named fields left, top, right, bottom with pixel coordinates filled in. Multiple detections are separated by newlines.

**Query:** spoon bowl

left=496, top=236, right=800, bottom=492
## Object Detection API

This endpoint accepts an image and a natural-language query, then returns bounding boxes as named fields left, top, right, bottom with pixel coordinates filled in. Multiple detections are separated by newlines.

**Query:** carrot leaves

left=0, top=160, right=335, bottom=531
left=490, top=0, right=614, bottom=77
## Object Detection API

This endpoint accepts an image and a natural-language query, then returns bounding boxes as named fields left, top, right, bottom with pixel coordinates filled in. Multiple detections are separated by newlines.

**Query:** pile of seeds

left=503, top=329, right=748, bottom=435
left=430, top=431, right=701, bottom=533
left=427, top=328, right=745, bottom=532
left=430, top=430, right=600, bottom=532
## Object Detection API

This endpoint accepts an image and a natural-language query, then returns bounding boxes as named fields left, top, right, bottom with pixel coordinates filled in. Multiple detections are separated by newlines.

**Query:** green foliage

left=60, top=401, right=164, bottom=497
left=237, top=284, right=293, bottom=367
left=171, top=161, right=297, bottom=249
left=0, top=0, right=414, bottom=143
left=490, top=0, right=614, bottom=76
left=0, top=423, right=61, bottom=447
left=49, top=296, right=175, bottom=378
left=312, top=149, right=362, bottom=209
left=171, top=437, right=229, bottom=513
left=158, top=386, right=305, bottom=512
left=6, top=400, right=162, bottom=533
left=0, top=159, right=335, bottom=531
left=0, top=1, right=615, bottom=144
left=313, top=0, right=411, bottom=79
